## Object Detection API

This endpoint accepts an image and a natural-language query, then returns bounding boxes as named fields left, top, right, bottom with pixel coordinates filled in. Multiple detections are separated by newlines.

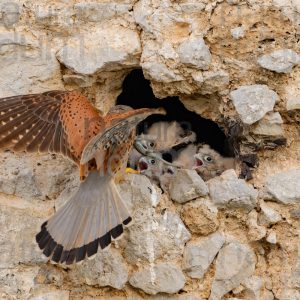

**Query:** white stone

left=119, top=174, right=161, bottom=211
left=266, top=231, right=277, bottom=244
left=207, top=170, right=258, bottom=211
left=258, top=201, right=282, bottom=226
left=258, top=49, right=300, bottom=73
left=129, top=263, right=186, bottom=295
left=169, top=169, right=209, bottom=203
left=183, top=232, right=225, bottom=279
left=279, top=289, right=300, bottom=300
left=231, top=26, right=245, bottom=39
left=29, top=290, right=70, bottom=300
left=209, top=242, right=256, bottom=300
left=0, top=204, right=48, bottom=268
left=201, top=70, right=230, bottom=93
left=57, top=26, right=141, bottom=75
left=286, top=97, right=300, bottom=110
left=0, top=267, right=39, bottom=298
left=251, top=112, right=284, bottom=136
left=243, top=276, right=263, bottom=300
left=264, top=169, right=300, bottom=204
left=230, top=85, right=278, bottom=125
left=142, top=59, right=184, bottom=83
left=0, top=1, right=21, bottom=28
left=69, top=249, right=128, bottom=290
left=177, top=36, right=212, bottom=70
left=75, top=3, right=131, bottom=22
left=125, top=210, right=191, bottom=264
left=0, top=32, right=63, bottom=97
left=292, top=247, right=300, bottom=289
left=247, top=210, right=267, bottom=241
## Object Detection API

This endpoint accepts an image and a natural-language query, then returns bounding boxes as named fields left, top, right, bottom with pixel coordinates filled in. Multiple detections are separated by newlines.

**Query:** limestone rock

left=286, top=97, right=300, bottom=111
left=207, top=170, right=258, bottom=211
left=169, top=169, right=209, bottom=204
left=266, top=230, right=277, bottom=244
left=0, top=1, right=21, bottom=28
left=68, top=249, right=128, bottom=290
left=273, top=0, right=300, bottom=26
left=125, top=210, right=191, bottom=264
left=0, top=204, right=48, bottom=268
left=246, top=210, right=267, bottom=241
left=230, top=85, right=278, bottom=125
left=231, top=26, right=245, bottom=39
left=258, top=201, right=282, bottom=226
left=74, top=3, right=132, bottom=22
left=0, top=32, right=63, bottom=97
left=258, top=49, right=300, bottom=73
left=177, top=36, right=212, bottom=70
left=0, top=267, right=39, bottom=298
left=243, top=276, right=263, bottom=300
left=264, top=169, right=300, bottom=204
left=183, top=232, right=225, bottom=279
left=289, top=208, right=300, bottom=219
left=210, top=242, right=256, bottom=300
left=129, top=263, right=186, bottom=295
left=29, top=290, right=70, bottom=300
left=201, top=70, right=230, bottom=94
left=57, top=26, right=141, bottom=75
left=141, top=41, right=184, bottom=83
left=250, top=112, right=284, bottom=137
left=181, top=198, right=219, bottom=235
left=119, top=174, right=161, bottom=211
left=292, top=247, right=300, bottom=289
left=279, top=289, right=300, bottom=300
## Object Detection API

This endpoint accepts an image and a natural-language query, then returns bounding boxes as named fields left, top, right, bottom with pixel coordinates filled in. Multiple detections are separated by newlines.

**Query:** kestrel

left=0, top=90, right=165, bottom=264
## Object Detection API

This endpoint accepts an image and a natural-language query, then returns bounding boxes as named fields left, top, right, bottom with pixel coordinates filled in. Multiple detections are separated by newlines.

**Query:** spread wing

left=81, top=108, right=166, bottom=165
left=0, top=90, right=103, bottom=163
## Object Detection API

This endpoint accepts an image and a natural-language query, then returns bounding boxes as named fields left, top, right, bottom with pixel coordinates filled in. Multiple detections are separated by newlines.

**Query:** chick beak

left=195, top=158, right=203, bottom=168
left=138, top=158, right=148, bottom=172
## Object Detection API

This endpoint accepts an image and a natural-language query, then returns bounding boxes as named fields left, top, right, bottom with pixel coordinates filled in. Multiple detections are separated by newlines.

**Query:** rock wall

left=1, top=1, right=300, bottom=299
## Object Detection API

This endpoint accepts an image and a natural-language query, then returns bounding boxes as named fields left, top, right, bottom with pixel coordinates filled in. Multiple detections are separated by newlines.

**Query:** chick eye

left=149, top=142, right=155, bottom=148
left=150, top=159, right=156, bottom=165
left=204, top=155, right=213, bottom=162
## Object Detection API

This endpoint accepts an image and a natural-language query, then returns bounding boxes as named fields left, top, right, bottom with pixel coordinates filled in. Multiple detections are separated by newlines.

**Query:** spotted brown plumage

left=0, top=90, right=165, bottom=264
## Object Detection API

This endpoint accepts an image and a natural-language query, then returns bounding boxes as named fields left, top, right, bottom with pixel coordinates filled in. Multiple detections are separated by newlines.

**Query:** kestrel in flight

left=0, top=90, right=165, bottom=264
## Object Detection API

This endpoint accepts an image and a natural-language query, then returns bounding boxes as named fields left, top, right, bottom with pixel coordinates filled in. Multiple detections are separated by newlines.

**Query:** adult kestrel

left=0, top=90, right=165, bottom=264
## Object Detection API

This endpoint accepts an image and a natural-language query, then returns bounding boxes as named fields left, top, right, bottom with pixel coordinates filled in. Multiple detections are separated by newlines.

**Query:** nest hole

left=117, top=69, right=234, bottom=160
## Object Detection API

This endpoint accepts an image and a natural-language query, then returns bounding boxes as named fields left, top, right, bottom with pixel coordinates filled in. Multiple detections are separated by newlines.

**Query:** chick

left=128, top=121, right=195, bottom=168
left=128, top=137, right=156, bottom=169
left=137, top=156, right=176, bottom=190
left=173, top=144, right=198, bottom=169
left=141, top=121, right=196, bottom=151
left=193, top=144, right=235, bottom=181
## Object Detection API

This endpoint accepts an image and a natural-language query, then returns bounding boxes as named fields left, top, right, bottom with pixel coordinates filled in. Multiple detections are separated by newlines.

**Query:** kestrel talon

left=0, top=90, right=165, bottom=264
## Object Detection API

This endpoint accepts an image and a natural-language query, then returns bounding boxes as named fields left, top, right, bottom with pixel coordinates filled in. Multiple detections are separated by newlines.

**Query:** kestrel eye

left=149, top=142, right=155, bottom=148
left=204, top=155, right=213, bottom=162
left=150, top=159, right=156, bottom=164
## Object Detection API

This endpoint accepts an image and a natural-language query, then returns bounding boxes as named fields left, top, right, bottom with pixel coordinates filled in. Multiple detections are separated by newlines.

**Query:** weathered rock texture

left=1, top=1, right=300, bottom=300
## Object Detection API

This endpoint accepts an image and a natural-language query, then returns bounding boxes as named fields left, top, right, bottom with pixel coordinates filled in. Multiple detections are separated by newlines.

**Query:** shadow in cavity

left=117, top=69, right=231, bottom=157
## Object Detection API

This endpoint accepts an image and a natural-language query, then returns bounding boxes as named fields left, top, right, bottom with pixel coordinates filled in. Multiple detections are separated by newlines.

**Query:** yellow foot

left=126, top=167, right=140, bottom=174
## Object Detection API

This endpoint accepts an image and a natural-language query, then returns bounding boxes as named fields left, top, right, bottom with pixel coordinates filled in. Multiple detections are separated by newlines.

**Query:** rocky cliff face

left=1, top=1, right=300, bottom=299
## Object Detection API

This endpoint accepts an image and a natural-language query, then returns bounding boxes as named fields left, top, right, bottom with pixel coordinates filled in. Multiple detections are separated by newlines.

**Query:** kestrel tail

left=0, top=90, right=165, bottom=264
